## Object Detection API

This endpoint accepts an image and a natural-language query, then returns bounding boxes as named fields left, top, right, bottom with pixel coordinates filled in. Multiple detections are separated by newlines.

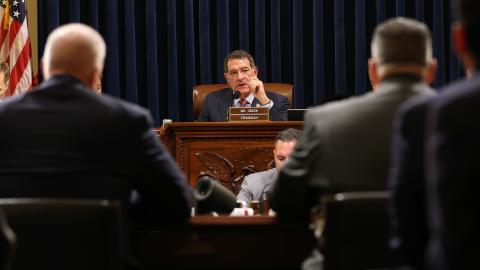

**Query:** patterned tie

left=239, top=98, right=249, bottom=107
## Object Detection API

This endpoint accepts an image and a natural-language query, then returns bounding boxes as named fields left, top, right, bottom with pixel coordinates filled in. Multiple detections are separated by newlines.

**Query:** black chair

left=0, top=208, right=15, bottom=270
left=0, top=198, right=122, bottom=270
left=321, top=191, right=399, bottom=270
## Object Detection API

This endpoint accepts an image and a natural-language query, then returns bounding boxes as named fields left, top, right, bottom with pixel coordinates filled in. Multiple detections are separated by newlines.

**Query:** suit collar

left=38, top=75, right=86, bottom=90
left=251, top=96, right=260, bottom=107
left=262, top=168, right=278, bottom=194
left=376, top=74, right=427, bottom=93
left=217, top=88, right=234, bottom=121
left=381, top=73, right=423, bottom=84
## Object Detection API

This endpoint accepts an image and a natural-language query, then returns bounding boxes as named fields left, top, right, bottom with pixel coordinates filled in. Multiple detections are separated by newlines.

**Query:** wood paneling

left=158, top=121, right=303, bottom=194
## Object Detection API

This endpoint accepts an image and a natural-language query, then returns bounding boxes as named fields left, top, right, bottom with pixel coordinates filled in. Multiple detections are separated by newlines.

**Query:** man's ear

left=88, top=69, right=101, bottom=91
left=40, top=58, right=47, bottom=79
left=368, top=58, right=379, bottom=90
left=425, top=58, right=438, bottom=85
left=453, top=22, right=468, bottom=55
left=453, top=22, right=476, bottom=77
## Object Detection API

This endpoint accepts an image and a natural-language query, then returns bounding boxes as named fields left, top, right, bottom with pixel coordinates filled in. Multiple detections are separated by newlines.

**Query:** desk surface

left=190, top=215, right=277, bottom=225
left=159, top=120, right=303, bottom=133
left=132, top=215, right=315, bottom=270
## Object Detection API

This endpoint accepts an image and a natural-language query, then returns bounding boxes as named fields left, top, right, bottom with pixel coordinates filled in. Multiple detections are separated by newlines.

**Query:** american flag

left=0, top=0, right=32, bottom=97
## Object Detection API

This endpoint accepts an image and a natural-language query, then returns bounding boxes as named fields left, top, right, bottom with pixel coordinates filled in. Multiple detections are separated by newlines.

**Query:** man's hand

left=248, top=77, right=270, bottom=105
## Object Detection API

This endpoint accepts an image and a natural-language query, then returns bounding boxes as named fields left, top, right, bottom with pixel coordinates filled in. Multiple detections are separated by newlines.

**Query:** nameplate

left=228, top=107, right=270, bottom=121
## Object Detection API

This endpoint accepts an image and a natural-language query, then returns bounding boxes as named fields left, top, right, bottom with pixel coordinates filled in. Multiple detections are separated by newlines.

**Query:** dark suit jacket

left=389, top=93, right=436, bottom=270
left=270, top=74, right=435, bottom=221
left=425, top=74, right=480, bottom=270
left=0, top=75, right=192, bottom=227
left=197, top=88, right=289, bottom=121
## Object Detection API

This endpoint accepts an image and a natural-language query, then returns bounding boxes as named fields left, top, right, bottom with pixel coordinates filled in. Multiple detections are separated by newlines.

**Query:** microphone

left=227, top=90, right=242, bottom=122
left=193, top=176, right=237, bottom=215
left=233, top=90, right=241, bottom=100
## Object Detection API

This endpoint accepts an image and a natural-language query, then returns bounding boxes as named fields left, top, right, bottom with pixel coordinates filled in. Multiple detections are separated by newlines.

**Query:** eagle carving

left=195, top=152, right=256, bottom=194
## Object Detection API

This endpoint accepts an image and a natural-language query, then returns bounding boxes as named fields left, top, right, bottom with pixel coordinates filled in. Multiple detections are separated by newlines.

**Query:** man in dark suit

left=198, top=50, right=289, bottom=121
left=425, top=1, right=480, bottom=269
left=388, top=93, right=436, bottom=270
left=270, top=17, right=437, bottom=222
left=0, top=23, right=192, bottom=227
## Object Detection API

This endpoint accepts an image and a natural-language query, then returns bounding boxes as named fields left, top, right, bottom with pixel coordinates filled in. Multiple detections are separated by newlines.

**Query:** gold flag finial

left=3, top=0, right=9, bottom=30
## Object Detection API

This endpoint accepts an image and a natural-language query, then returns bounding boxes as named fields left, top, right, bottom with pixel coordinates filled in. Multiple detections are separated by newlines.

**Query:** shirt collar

left=234, top=93, right=255, bottom=106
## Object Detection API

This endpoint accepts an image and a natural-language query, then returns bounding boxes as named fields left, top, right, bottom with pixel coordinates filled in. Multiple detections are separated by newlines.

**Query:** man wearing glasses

left=198, top=50, right=289, bottom=121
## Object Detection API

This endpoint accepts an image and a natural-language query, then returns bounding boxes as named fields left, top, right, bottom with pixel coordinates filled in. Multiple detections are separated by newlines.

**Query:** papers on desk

left=230, top=207, right=254, bottom=216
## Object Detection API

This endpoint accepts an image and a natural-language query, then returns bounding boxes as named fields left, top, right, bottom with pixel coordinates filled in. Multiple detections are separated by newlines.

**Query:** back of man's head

left=371, top=17, right=432, bottom=67
left=456, top=0, right=480, bottom=65
left=42, top=23, right=106, bottom=88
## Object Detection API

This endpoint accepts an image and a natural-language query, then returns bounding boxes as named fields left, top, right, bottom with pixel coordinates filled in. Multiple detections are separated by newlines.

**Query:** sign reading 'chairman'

left=228, top=107, right=270, bottom=121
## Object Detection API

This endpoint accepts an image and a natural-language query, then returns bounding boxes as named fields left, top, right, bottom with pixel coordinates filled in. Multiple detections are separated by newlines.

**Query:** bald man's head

left=42, top=23, right=106, bottom=89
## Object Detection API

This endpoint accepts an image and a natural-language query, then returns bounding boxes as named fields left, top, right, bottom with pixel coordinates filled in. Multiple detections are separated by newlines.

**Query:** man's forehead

left=227, top=58, right=252, bottom=69
left=275, top=140, right=297, bottom=150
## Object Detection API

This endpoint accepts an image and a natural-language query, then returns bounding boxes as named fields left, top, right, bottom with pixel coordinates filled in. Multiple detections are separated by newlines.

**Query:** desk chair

left=321, top=191, right=399, bottom=270
left=0, top=198, right=122, bottom=270
left=192, top=83, right=293, bottom=120
left=0, top=208, right=15, bottom=270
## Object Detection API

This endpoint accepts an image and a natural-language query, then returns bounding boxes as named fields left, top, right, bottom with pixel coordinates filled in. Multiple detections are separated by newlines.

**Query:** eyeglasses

left=227, top=68, right=252, bottom=78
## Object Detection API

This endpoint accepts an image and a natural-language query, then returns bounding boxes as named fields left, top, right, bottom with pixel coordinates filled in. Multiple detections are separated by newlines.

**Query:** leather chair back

left=192, top=83, right=293, bottom=120
left=0, top=198, right=122, bottom=270
left=322, top=191, right=400, bottom=270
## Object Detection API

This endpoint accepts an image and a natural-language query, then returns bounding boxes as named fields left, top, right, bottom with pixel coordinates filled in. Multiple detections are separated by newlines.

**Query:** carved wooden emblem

left=195, top=152, right=257, bottom=194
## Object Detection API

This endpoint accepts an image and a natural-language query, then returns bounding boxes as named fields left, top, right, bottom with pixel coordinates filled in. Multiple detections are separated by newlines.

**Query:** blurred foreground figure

left=425, top=1, right=480, bottom=269
left=0, top=23, right=192, bottom=227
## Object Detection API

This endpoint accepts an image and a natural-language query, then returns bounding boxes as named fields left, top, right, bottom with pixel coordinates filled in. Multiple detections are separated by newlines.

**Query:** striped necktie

left=239, top=98, right=248, bottom=107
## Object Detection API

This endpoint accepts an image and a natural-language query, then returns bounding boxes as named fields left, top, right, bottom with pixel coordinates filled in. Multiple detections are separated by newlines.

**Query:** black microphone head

left=193, top=176, right=237, bottom=214
left=233, top=91, right=241, bottom=99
